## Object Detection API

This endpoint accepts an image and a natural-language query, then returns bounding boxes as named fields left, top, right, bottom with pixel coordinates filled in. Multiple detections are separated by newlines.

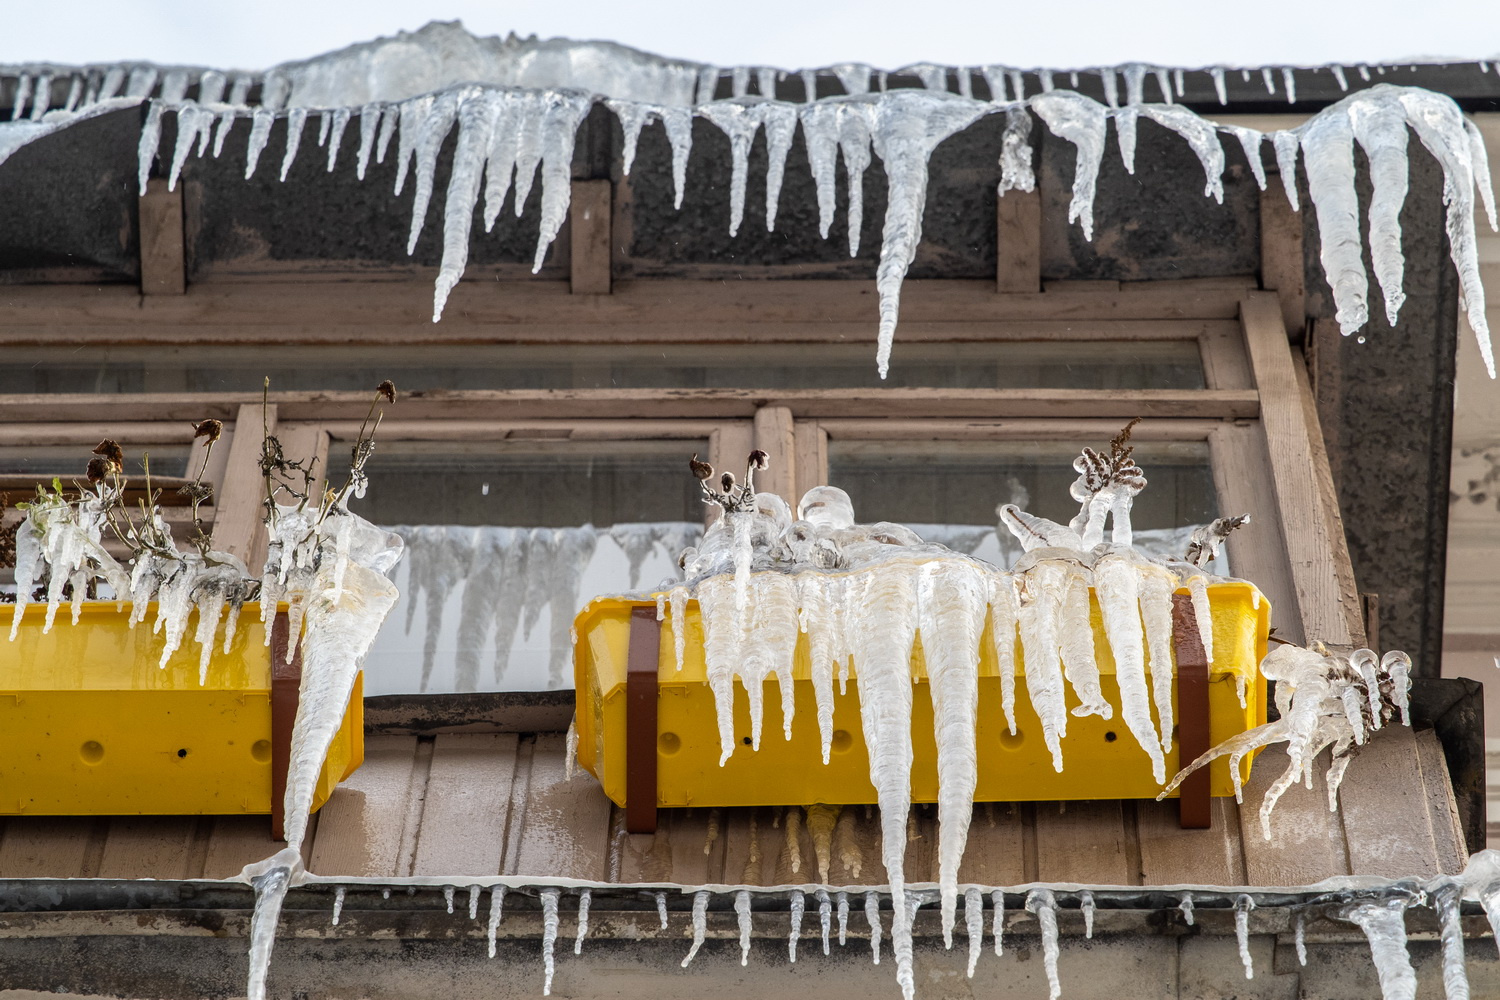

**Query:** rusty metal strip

left=1171, top=592, right=1212, bottom=830
left=269, top=610, right=302, bottom=841
left=625, top=605, right=661, bottom=834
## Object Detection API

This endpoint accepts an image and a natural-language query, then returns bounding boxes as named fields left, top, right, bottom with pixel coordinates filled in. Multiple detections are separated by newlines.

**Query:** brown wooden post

left=996, top=188, right=1041, bottom=293
left=570, top=179, right=612, bottom=295
left=1258, top=186, right=1305, bottom=339
left=625, top=604, right=661, bottom=834
left=1171, top=593, right=1212, bottom=829
left=139, top=178, right=186, bottom=294
left=269, top=609, right=303, bottom=841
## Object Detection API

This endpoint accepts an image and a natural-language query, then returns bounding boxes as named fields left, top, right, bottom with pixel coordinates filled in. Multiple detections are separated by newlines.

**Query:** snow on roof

left=1, top=20, right=1496, bottom=377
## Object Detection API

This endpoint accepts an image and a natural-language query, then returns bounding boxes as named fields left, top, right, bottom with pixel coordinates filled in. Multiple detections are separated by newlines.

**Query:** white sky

left=6, top=0, right=1500, bottom=71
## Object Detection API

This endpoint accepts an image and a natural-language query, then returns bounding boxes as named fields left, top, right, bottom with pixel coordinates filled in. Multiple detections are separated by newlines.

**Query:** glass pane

left=0, top=341, right=1204, bottom=393
left=0, top=445, right=192, bottom=479
left=827, top=439, right=1223, bottom=571
left=352, top=440, right=707, bottom=695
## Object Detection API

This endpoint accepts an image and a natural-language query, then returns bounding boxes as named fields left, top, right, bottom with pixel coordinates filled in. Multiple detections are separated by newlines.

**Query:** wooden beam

left=569, top=180, right=612, bottom=296
left=1259, top=186, right=1305, bottom=339
left=1240, top=292, right=1363, bottom=647
left=752, top=405, right=797, bottom=504
left=211, top=403, right=273, bottom=570
left=138, top=179, right=186, bottom=295
left=0, top=279, right=1248, bottom=345
left=0, top=388, right=1260, bottom=425
left=996, top=188, right=1041, bottom=294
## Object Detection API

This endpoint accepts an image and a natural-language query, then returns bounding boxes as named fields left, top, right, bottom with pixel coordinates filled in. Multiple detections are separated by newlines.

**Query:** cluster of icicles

left=642, top=458, right=1225, bottom=999
left=240, top=847, right=1500, bottom=1000
left=3, top=21, right=1494, bottom=376
left=6, top=487, right=403, bottom=862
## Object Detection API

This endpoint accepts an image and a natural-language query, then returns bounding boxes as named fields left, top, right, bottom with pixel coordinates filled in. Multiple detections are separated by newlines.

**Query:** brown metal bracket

left=269, top=609, right=302, bottom=841
left=625, top=605, right=661, bottom=834
left=1172, top=593, right=1212, bottom=829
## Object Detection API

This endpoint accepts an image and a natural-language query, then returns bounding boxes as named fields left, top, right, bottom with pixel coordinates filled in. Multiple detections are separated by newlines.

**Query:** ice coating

left=1343, top=895, right=1418, bottom=1000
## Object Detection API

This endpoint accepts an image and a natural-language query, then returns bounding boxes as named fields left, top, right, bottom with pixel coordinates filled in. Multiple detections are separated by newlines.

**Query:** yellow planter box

left=575, top=580, right=1268, bottom=808
left=0, top=600, right=362, bottom=816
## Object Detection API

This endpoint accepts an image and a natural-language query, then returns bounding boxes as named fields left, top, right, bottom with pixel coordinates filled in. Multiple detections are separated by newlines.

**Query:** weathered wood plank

left=1240, top=293, right=1361, bottom=647
left=1259, top=186, right=1306, bottom=338
left=201, top=816, right=289, bottom=879
left=96, top=817, right=202, bottom=879
left=1034, top=799, right=1133, bottom=885
left=1236, top=745, right=1351, bottom=885
left=957, top=802, right=1028, bottom=886
left=1208, top=423, right=1302, bottom=646
left=819, top=417, right=1224, bottom=441
left=410, top=733, right=521, bottom=877
left=139, top=179, right=185, bottom=295
left=569, top=180, right=612, bottom=296
left=0, top=818, right=100, bottom=878
left=793, top=420, right=826, bottom=508
left=505, top=733, right=614, bottom=881
left=211, top=402, right=273, bottom=569
left=1339, top=725, right=1443, bottom=878
left=1136, top=797, right=1247, bottom=886
left=307, top=735, right=422, bottom=877
left=1414, top=729, right=1469, bottom=874
left=753, top=405, right=797, bottom=504
left=996, top=188, right=1041, bottom=294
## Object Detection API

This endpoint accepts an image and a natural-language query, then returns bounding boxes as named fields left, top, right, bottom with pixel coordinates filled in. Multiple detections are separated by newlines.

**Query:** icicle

left=1432, top=880, right=1470, bottom=1000
left=992, top=890, right=1004, bottom=955
left=275, top=107, right=307, bottom=182
left=1081, top=890, right=1095, bottom=938
left=1138, top=562, right=1178, bottom=751
left=1210, top=67, right=1228, bottom=105
left=696, top=66, right=719, bottom=102
left=325, top=107, right=352, bottom=171
left=918, top=559, right=987, bottom=946
left=734, top=889, right=753, bottom=966
left=1272, top=130, right=1301, bottom=211
left=762, top=103, right=798, bottom=232
left=1186, top=574, right=1214, bottom=665
left=988, top=572, right=1020, bottom=735
left=1174, top=67, right=1186, bottom=98
left=867, top=91, right=991, bottom=377
left=1344, top=896, right=1417, bottom=1000
left=1008, top=70, right=1025, bottom=102
left=331, top=886, right=345, bottom=925
left=840, top=890, right=852, bottom=945
left=1153, top=67, right=1174, bottom=104
left=681, top=891, right=710, bottom=968
left=1095, top=552, right=1165, bottom=781
left=574, top=889, right=591, bottom=954
left=541, top=888, right=560, bottom=995
left=981, top=66, right=1008, bottom=103
left=1039, top=69, right=1056, bottom=93
left=998, top=106, right=1036, bottom=195
left=1031, top=91, right=1107, bottom=241
left=816, top=889, right=831, bottom=955
left=1282, top=68, right=1298, bottom=104
left=1301, top=107, right=1368, bottom=333
left=11, top=73, right=33, bottom=121
left=444, top=885, right=456, bottom=914
left=1235, top=894, right=1255, bottom=979
left=1015, top=562, right=1069, bottom=770
left=757, top=67, right=779, bottom=99
left=466, top=885, right=480, bottom=920
left=730, top=67, right=750, bottom=98
left=430, top=91, right=496, bottom=319
left=864, top=891, right=882, bottom=963
left=1350, top=96, right=1411, bottom=325
left=1179, top=893, right=1195, bottom=925
left=954, top=888, right=984, bottom=977
left=488, top=885, right=506, bottom=957
left=245, top=863, right=292, bottom=1000
left=1139, top=105, right=1226, bottom=202
left=698, top=100, right=765, bottom=238
left=788, top=890, right=805, bottom=961
left=1294, top=910, right=1307, bottom=965
left=650, top=891, right=666, bottom=930
left=1262, top=67, right=1277, bottom=94
left=831, top=65, right=870, bottom=96
left=1332, top=65, right=1350, bottom=91
left=1027, top=889, right=1062, bottom=1000
left=1225, top=126, right=1268, bottom=190
left=957, top=69, right=973, bottom=100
